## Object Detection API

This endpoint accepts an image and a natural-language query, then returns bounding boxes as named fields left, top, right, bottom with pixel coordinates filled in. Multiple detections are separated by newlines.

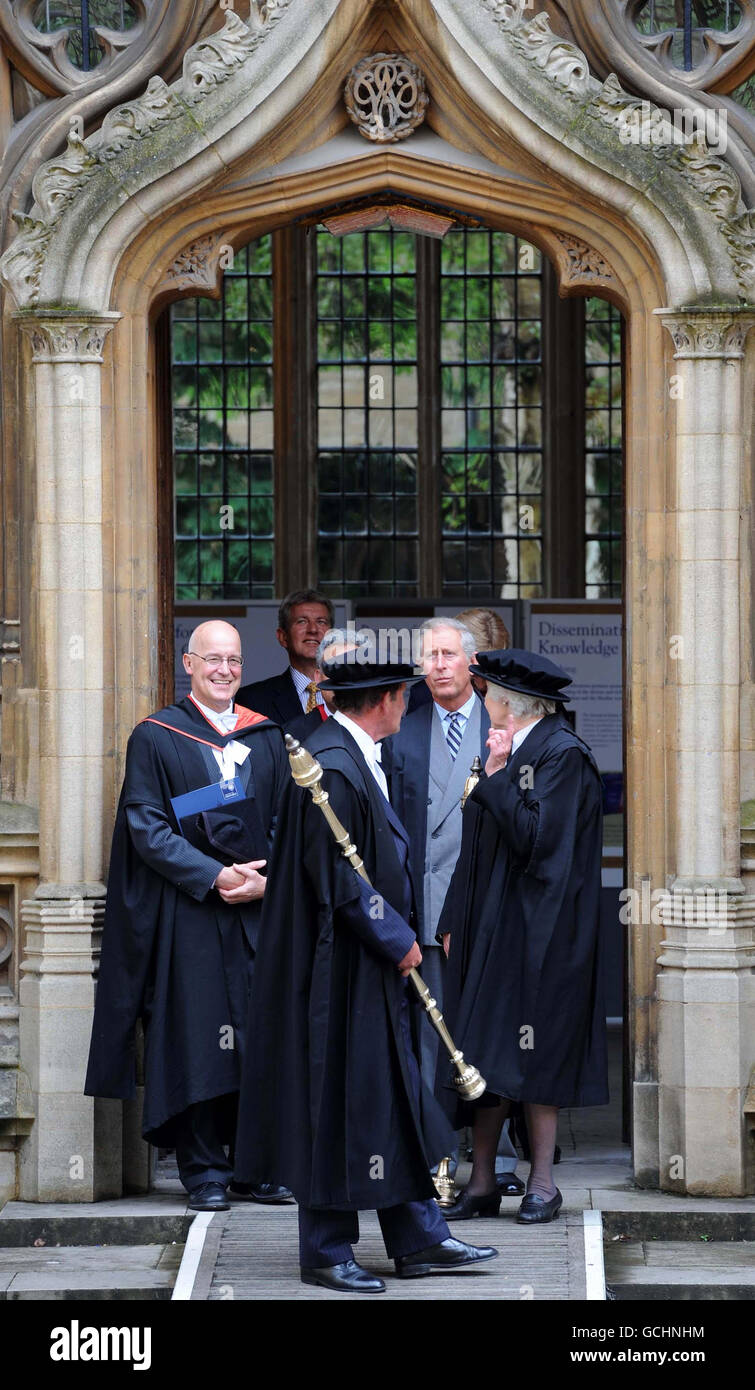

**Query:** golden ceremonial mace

left=284, top=734, right=486, bottom=1102
left=461, top=754, right=483, bottom=810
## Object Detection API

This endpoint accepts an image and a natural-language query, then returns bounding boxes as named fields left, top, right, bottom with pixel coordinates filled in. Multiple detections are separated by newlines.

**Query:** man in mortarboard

left=85, top=620, right=292, bottom=1211
left=234, top=642, right=498, bottom=1292
left=438, top=649, right=608, bottom=1225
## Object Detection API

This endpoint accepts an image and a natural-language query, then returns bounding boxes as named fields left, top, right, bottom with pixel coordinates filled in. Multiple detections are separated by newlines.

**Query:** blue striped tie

left=446, top=711, right=464, bottom=760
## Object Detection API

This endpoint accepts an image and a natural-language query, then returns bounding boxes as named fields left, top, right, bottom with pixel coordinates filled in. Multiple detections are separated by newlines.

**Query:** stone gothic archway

left=1, top=0, right=753, bottom=1200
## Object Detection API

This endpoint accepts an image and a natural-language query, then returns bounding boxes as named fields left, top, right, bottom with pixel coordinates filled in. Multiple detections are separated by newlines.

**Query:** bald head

left=183, top=621, right=243, bottom=712
left=187, top=620, right=240, bottom=654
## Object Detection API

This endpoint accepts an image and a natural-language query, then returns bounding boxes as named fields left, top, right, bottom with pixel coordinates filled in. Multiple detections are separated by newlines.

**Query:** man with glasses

left=85, top=620, right=291, bottom=1210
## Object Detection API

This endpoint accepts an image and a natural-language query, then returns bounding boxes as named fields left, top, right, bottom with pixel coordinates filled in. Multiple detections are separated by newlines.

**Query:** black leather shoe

left=300, top=1260, right=385, bottom=1293
left=516, top=1188, right=563, bottom=1223
left=497, top=1173, right=526, bottom=1196
left=444, top=1188, right=501, bottom=1221
left=229, top=1181, right=294, bottom=1203
left=187, top=1181, right=230, bottom=1212
left=395, top=1237, right=498, bottom=1278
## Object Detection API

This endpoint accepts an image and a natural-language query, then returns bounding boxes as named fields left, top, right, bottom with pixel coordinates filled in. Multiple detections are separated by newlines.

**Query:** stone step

left=0, top=1241, right=184, bottom=1300
left=0, top=1198, right=191, bottom=1248
left=605, top=1240, right=755, bottom=1301
left=602, top=1209, right=755, bottom=1242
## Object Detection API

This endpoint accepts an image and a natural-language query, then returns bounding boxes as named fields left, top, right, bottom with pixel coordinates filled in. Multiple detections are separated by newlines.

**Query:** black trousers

left=299, top=977, right=450, bottom=1266
left=298, top=1200, right=448, bottom=1266
left=174, top=1097, right=234, bottom=1193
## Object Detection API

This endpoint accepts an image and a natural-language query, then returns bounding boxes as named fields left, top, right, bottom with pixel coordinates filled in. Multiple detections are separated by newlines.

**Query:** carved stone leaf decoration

left=96, top=76, right=179, bottom=161
left=182, top=11, right=262, bottom=105
left=160, top=233, right=229, bottom=293
left=344, top=53, right=429, bottom=143
left=1, top=214, right=52, bottom=307
left=482, top=1, right=590, bottom=98
left=0, top=5, right=293, bottom=308
left=554, top=232, right=615, bottom=288
left=30, top=132, right=98, bottom=221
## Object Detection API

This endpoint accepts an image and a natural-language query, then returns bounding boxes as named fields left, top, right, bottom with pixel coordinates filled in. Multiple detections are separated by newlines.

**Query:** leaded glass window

left=171, top=237, right=274, bottom=601
left=440, top=229, right=543, bottom=599
left=316, top=229, right=419, bottom=598
left=634, top=0, right=742, bottom=69
left=168, top=225, right=623, bottom=603
left=32, top=1, right=138, bottom=70
left=585, top=297, right=623, bottom=598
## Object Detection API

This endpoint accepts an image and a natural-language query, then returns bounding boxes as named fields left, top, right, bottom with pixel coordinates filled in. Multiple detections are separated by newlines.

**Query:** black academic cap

left=469, top=648, right=572, bottom=703
left=318, top=655, right=423, bottom=692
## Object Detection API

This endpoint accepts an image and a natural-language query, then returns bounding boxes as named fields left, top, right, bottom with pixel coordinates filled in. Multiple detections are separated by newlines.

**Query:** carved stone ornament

left=2, top=0, right=755, bottom=307
left=553, top=232, right=616, bottom=290
left=160, top=233, right=231, bottom=294
left=0, top=6, right=292, bottom=308
left=480, top=0, right=591, bottom=100
left=16, top=312, right=120, bottom=362
left=658, top=309, right=755, bottom=358
left=344, top=53, right=429, bottom=143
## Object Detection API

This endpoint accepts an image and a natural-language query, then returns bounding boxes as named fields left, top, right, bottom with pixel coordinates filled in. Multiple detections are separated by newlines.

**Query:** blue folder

left=170, top=777, right=244, bottom=828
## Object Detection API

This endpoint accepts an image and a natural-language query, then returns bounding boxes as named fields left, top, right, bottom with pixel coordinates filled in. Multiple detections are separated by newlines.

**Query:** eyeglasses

left=188, top=651, right=244, bottom=670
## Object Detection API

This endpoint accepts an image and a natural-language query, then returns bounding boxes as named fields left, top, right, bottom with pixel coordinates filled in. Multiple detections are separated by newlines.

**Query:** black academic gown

left=438, top=711, right=608, bottom=1115
left=84, top=697, right=287, bottom=1145
left=234, top=717, right=453, bottom=1210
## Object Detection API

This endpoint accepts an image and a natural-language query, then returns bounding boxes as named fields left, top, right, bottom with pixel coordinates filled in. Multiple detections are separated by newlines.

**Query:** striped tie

left=446, top=711, right=464, bottom=760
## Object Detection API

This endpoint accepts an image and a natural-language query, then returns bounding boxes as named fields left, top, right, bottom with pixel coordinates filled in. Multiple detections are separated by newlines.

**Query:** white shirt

left=289, top=665, right=326, bottom=712
left=510, top=717, right=543, bottom=759
left=433, top=689, right=477, bottom=737
left=189, top=695, right=251, bottom=781
left=333, top=709, right=389, bottom=800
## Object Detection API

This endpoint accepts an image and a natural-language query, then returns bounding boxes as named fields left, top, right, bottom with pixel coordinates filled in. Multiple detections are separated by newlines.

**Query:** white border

left=583, top=1209, right=606, bottom=1301
left=171, top=1211, right=215, bottom=1301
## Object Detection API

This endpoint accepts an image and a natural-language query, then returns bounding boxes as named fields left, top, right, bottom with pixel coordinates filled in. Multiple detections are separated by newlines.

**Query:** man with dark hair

left=235, top=650, right=498, bottom=1292
left=236, top=589, right=335, bottom=726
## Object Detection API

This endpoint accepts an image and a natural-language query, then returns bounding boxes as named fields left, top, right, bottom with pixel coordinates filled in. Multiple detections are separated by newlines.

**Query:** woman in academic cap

left=437, top=649, right=608, bottom=1224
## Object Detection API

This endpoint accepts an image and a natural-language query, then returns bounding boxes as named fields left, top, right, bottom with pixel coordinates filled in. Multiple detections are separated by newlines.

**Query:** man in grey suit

left=387, top=617, right=522, bottom=1192
left=387, top=619, right=488, bottom=1088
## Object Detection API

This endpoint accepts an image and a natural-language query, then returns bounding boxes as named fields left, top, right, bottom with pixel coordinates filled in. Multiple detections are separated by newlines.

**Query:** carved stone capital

left=15, top=311, right=121, bottom=364
left=658, top=308, right=755, bottom=358
left=552, top=232, right=616, bottom=292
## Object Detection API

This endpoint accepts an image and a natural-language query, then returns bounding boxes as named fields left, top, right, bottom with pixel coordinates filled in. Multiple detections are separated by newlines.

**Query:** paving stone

left=0, top=1243, right=183, bottom=1299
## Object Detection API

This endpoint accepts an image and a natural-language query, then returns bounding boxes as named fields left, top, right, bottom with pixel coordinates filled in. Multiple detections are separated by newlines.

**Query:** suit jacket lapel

left=431, top=701, right=481, bottom=831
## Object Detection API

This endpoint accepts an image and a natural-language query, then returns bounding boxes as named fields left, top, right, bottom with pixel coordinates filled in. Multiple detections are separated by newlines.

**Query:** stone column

left=656, top=308, right=755, bottom=1196
left=16, top=311, right=123, bottom=1201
